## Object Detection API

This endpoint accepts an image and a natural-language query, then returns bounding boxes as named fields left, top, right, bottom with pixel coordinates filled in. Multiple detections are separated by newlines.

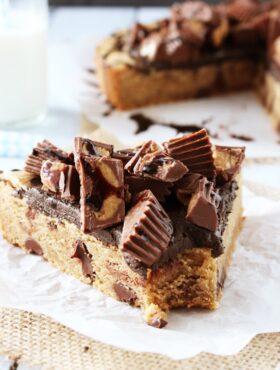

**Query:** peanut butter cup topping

left=186, top=177, right=219, bottom=231
left=75, top=154, right=125, bottom=233
left=214, top=145, right=245, bottom=185
left=25, top=140, right=74, bottom=175
left=227, top=0, right=260, bottom=23
left=22, top=133, right=245, bottom=271
left=163, top=129, right=215, bottom=179
left=172, top=1, right=215, bottom=23
left=121, top=190, right=173, bottom=267
left=74, top=137, right=113, bottom=157
left=40, top=160, right=80, bottom=201
left=127, top=146, right=188, bottom=182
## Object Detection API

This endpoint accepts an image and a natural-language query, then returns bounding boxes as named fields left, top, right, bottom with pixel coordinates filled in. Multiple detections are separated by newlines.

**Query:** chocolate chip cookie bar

left=0, top=131, right=245, bottom=327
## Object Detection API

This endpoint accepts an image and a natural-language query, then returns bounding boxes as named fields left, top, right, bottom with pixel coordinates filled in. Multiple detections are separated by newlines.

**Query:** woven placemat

left=0, top=308, right=279, bottom=370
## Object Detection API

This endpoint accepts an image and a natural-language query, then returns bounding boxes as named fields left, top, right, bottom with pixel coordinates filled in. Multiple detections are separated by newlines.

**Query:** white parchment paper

left=80, top=82, right=280, bottom=159
left=0, top=185, right=279, bottom=359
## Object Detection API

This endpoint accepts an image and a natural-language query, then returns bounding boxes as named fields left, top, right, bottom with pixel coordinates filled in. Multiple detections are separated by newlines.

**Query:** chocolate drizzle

left=130, top=113, right=211, bottom=135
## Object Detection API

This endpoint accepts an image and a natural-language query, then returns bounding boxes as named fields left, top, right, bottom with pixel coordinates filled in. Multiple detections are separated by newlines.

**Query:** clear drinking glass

left=0, top=0, right=48, bottom=128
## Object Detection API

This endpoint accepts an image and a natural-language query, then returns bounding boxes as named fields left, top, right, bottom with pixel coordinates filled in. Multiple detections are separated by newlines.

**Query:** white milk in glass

left=0, top=9, right=47, bottom=125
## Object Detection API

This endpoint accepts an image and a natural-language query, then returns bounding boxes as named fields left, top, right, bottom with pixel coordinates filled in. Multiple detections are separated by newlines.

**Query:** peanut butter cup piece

left=175, top=173, right=204, bottom=205
left=227, top=0, right=260, bottom=23
left=172, top=1, right=214, bottom=23
left=74, top=137, right=113, bottom=157
left=126, top=175, right=172, bottom=202
left=186, top=178, right=220, bottom=232
left=25, top=140, right=74, bottom=175
left=163, top=129, right=215, bottom=179
left=121, top=190, right=173, bottom=267
left=125, top=141, right=159, bottom=173
left=214, top=145, right=245, bottom=185
left=75, top=154, right=125, bottom=232
left=133, top=150, right=188, bottom=182
left=41, top=160, right=80, bottom=201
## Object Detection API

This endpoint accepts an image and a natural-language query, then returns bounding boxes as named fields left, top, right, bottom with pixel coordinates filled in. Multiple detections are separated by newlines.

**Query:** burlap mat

left=0, top=308, right=278, bottom=370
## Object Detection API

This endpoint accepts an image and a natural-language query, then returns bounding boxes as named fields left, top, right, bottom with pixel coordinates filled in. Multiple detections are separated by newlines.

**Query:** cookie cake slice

left=0, top=130, right=245, bottom=327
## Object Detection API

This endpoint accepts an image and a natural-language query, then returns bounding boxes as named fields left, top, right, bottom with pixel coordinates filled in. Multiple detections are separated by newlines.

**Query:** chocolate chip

left=113, top=282, right=137, bottom=304
left=26, top=207, right=36, bottom=220
left=71, top=240, right=95, bottom=281
left=149, top=317, right=168, bottom=328
left=25, top=238, right=44, bottom=256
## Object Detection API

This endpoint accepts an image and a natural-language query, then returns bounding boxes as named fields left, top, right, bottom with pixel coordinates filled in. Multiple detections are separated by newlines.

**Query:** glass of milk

left=0, top=0, right=48, bottom=128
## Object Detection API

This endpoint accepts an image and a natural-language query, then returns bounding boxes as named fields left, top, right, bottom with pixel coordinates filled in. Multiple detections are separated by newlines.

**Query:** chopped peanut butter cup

left=75, top=154, right=125, bottom=232
left=121, top=190, right=173, bottom=267
left=186, top=177, right=220, bottom=232
left=162, top=129, right=215, bottom=179
left=40, top=160, right=80, bottom=201
left=132, top=150, right=188, bottom=182
left=126, top=175, right=173, bottom=202
left=175, top=173, right=204, bottom=205
left=25, top=140, right=74, bottom=175
left=74, top=137, right=113, bottom=157
left=214, top=145, right=245, bottom=185
left=125, top=141, right=159, bottom=174
left=227, top=0, right=260, bottom=23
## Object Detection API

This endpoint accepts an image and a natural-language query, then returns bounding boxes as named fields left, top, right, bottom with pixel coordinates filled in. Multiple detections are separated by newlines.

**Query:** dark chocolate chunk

left=149, top=317, right=168, bottom=329
left=74, top=137, right=113, bottom=158
left=25, top=140, right=73, bottom=175
left=133, top=150, right=188, bottom=182
left=71, top=240, right=95, bottom=280
left=40, top=160, right=80, bottom=201
left=126, top=175, right=172, bottom=202
left=113, top=282, right=137, bottom=304
left=25, top=238, right=43, bottom=256
left=121, top=190, right=173, bottom=267
left=186, top=178, right=219, bottom=232
left=175, top=173, right=204, bottom=205
left=75, top=154, right=125, bottom=232
left=163, top=129, right=215, bottom=179
left=214, top=145, right=245, bottom=185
